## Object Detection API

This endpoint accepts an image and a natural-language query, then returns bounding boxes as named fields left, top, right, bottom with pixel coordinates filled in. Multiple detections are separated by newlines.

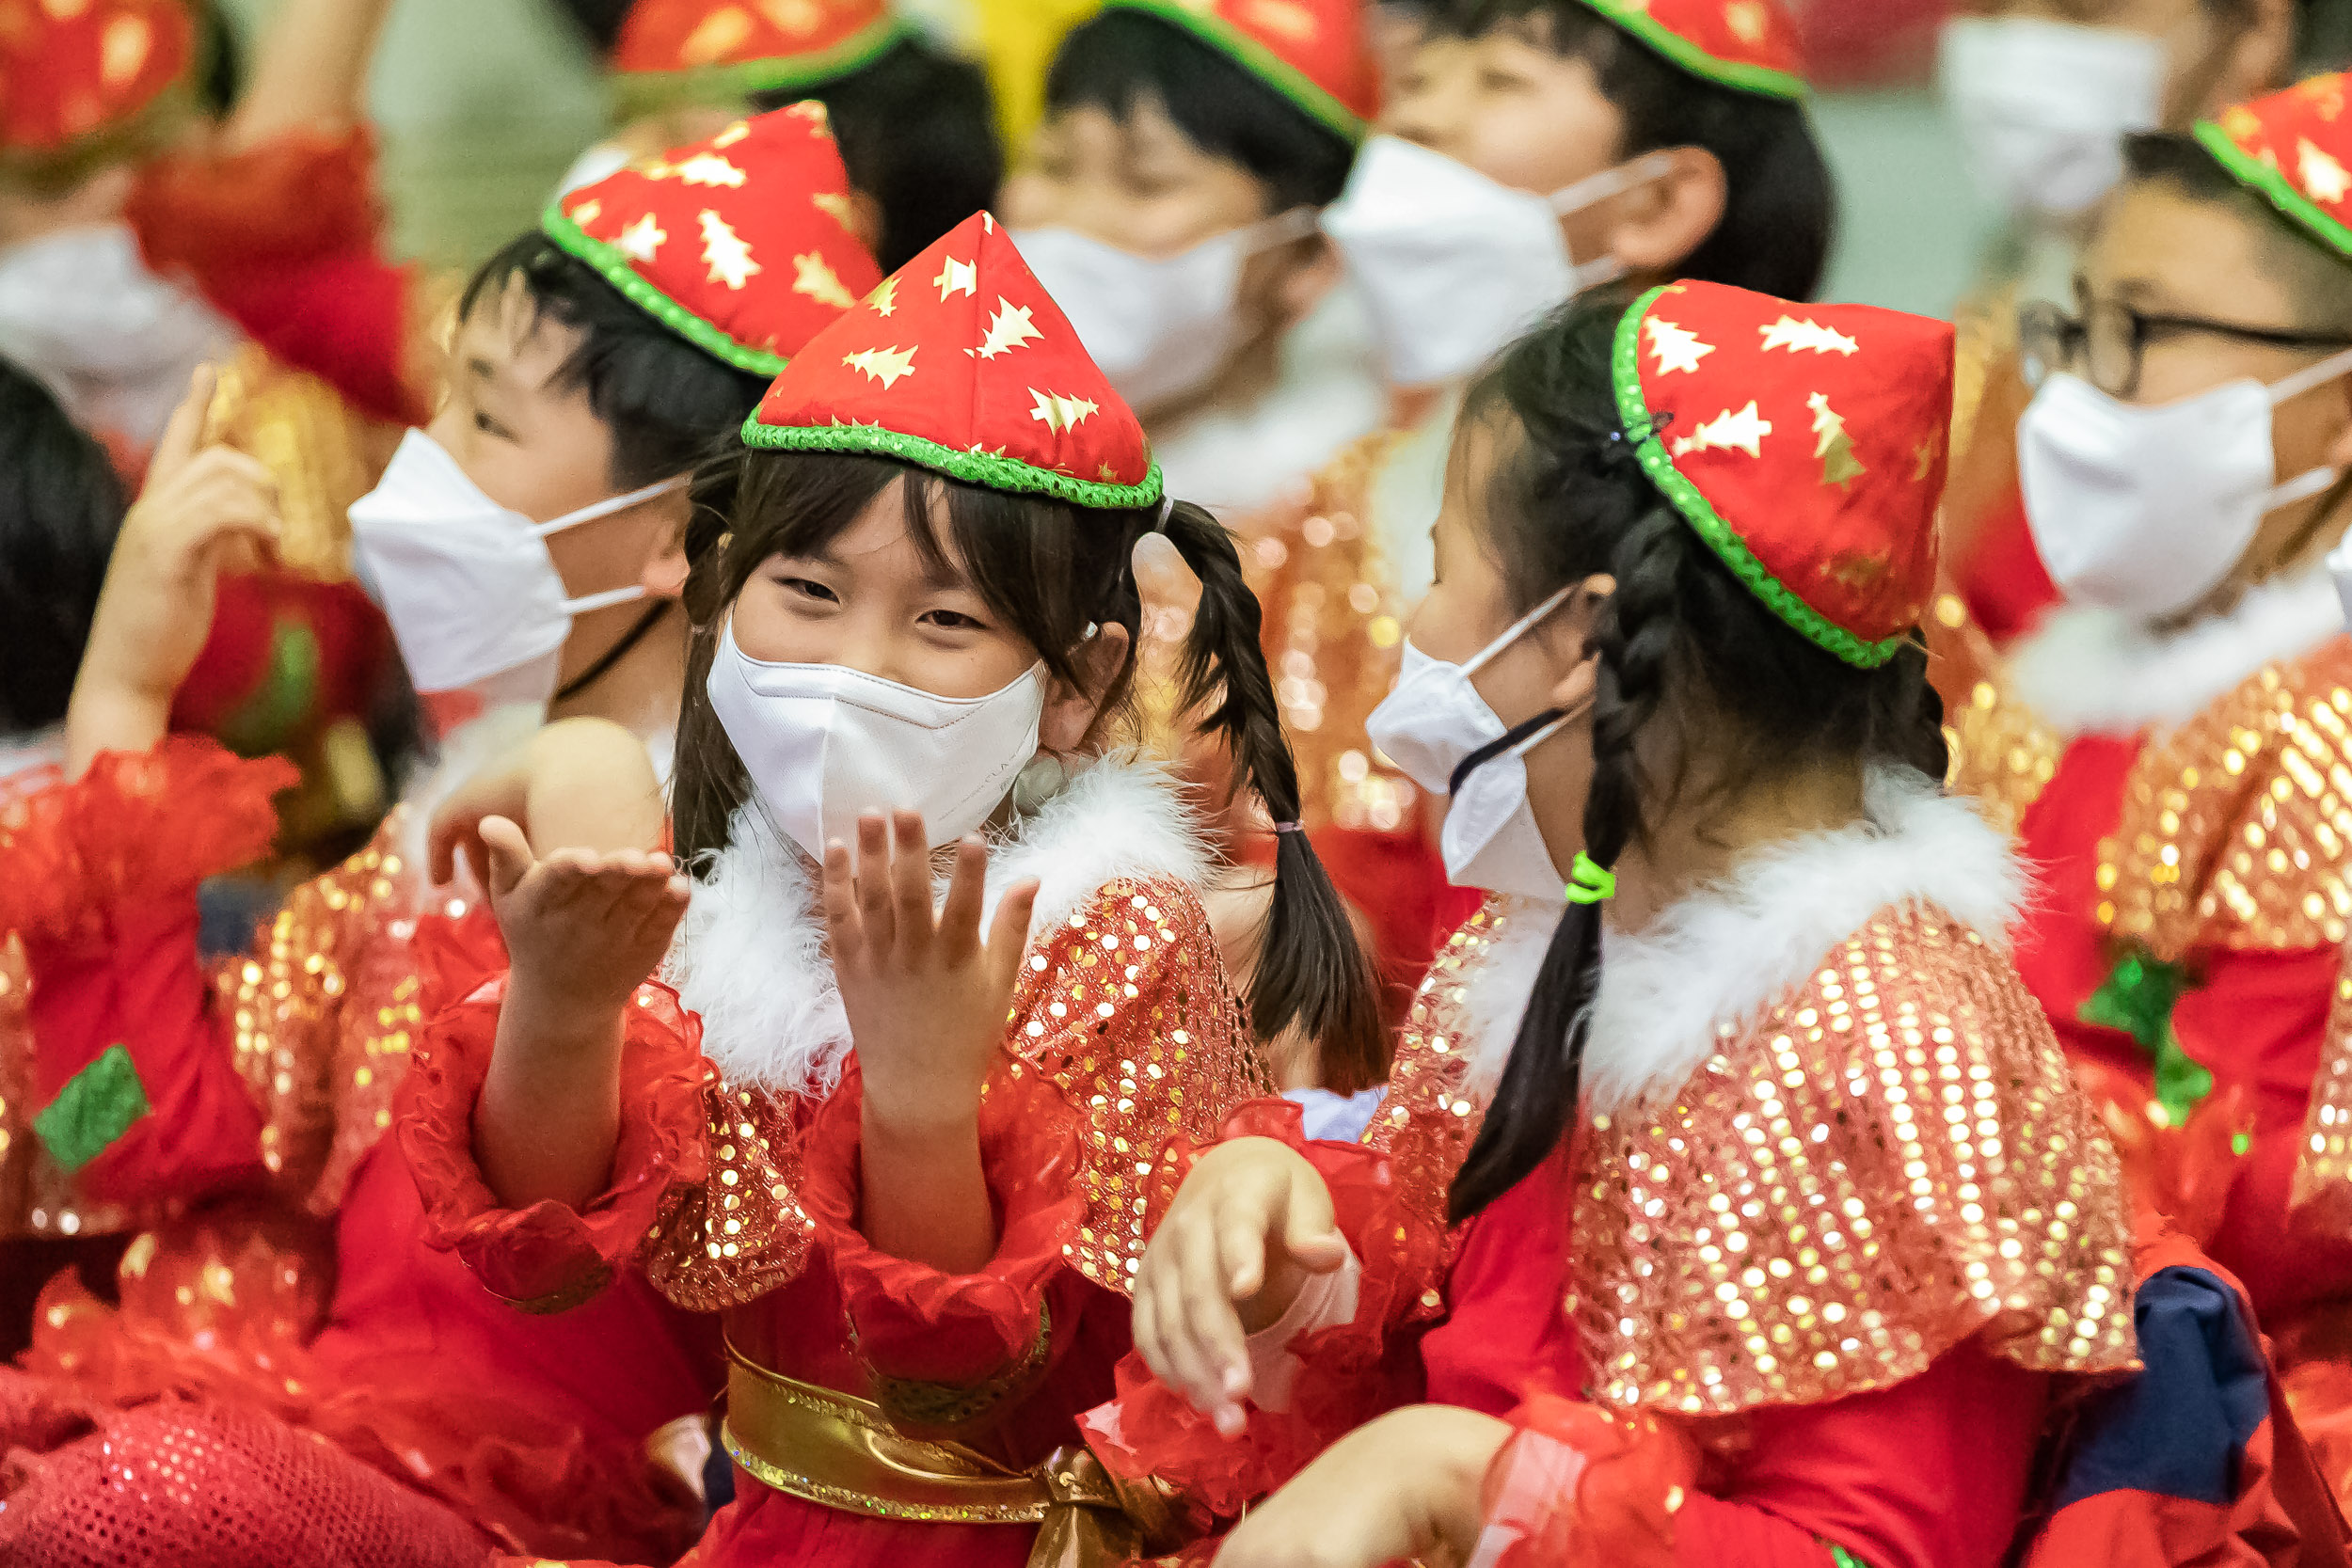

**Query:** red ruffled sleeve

left=398, top=961, right=714, bottom=1313
left=797, top=1054, right=1088, bottom=1411
left=1080, top=1098, right=1447, bottom=1524
left=0, top=737, right=294, bottom=946
left=125, top=128, right=425, bottom=427
left=0, top=739, right=293, bottom=1210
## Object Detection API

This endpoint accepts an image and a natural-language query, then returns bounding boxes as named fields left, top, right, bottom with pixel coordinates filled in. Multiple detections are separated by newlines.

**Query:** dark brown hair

left=674, top=449, right=1387, bottom=1090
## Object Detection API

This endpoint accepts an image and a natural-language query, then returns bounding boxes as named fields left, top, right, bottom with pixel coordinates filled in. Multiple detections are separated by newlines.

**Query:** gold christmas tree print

left=1807, top=392, right=1866, bottom=487
left=811, top=191, right=857, bottom=230
left=791, top=250, right=858, bottom=309
left=971, top=299, right=1042, bottom=360
left=700, top=211, right=761, bottom=290
left=2301, top=136, right=2352, bottom=203
left=934, top=255, right=977, bottom=302
left=843, top=346, right=918, bottom=388
left=1029, top=389, right=1100, bottom=433
left=1645, top=315, right=1715, bottom=375
left=1758, top=315, right=1860, bottom=356
left=615, top=213, right=666, bottom=263
left=1672, top=402, right=1772, bottom=459
left=866, top=277, right=898, bottom=317
left=572, top=199, right=603, bottom=227
left=648, top=152, right=748, bottom=188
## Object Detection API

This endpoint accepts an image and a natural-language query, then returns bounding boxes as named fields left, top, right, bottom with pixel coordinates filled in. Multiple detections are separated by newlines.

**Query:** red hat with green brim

left=2196, top=73, right=2352, bottom=263
left=1575, top=0, right=1807, bottom=102
left=1100, top=0, right=1377, bottom=144
left=745, top=212, right=1161, bottom=509
left=545, top=103, right=883, bottom=376
left=611, top=0, right=909, bottom=112
left=1613, top=281, right=1954, bottom=667
left=0, top=0, right=194, bottom=166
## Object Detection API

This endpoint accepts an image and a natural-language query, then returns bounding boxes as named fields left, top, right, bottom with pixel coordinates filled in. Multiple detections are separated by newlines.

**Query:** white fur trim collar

left=671, top=753, right=1212, bottom=1096
left=2009, top=569, right=2343, bottom=738
left=1579, top=768, right=2027, bottom=1117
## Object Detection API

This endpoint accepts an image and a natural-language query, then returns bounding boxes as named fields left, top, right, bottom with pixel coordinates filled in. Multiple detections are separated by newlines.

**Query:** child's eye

left=921, top=608, right=984, bottom=631
left=473, top=410, right=515, bottom=440
left=777, top=576, right=839, bottom=604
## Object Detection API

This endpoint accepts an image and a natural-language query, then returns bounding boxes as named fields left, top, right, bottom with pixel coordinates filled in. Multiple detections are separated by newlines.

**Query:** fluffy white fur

left=1456, top=896, right=1564, bottom=1101
left=672, top=752, right=1212, bottom=1095
left=2009, top=569, right=2342, bottom=738
left=1578, top=767, right=2027, bottom=1117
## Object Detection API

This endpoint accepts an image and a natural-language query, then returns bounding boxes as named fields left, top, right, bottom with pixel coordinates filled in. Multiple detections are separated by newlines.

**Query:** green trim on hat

left=1574, top=0, right=1808, bottom=102
left=1099, top=0, right=1365, bottom=145
left=612, top=15, right=912, bottom=117
left=742, top=416, right=1167, bottom=510
left=542, top=203, right=790, bottom=375
left=1611, top=286, right=1900, bottom=669
left=2193, top=119, right=2352, bottom=263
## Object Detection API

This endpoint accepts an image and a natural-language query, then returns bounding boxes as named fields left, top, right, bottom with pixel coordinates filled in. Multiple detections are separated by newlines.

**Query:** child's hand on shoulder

left=824, top=810, right=1038, bottom=1135
left=69, top=366, right=282, bottom=771
left=480, top=815, right=690, bottom=1041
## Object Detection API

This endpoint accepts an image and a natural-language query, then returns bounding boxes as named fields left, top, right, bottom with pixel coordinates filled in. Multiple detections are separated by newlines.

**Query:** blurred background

left=203, top=0, right=2352, bottom=318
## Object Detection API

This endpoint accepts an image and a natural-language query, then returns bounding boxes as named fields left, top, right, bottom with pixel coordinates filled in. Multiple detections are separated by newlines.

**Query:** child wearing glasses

left=1950, top=71, right=2352, bottom=1507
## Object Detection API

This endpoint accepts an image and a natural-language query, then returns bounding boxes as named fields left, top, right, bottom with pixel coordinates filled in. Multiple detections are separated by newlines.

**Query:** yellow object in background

left=970, top=0, right=1099, bottom=147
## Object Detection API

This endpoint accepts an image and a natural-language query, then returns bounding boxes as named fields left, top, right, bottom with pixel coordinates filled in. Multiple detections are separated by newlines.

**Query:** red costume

left=401, top=215, right=1272, bottom=1568
left=1089, top=283, right=2152, bottom=1568
left=0, top=107, right=881, bottom=1563
left=1948, top=75, right=2352, bottom=1514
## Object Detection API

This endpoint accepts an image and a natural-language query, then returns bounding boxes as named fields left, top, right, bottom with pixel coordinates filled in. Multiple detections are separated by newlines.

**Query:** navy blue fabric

left=2050, top=1265, right=2269, bottom=1511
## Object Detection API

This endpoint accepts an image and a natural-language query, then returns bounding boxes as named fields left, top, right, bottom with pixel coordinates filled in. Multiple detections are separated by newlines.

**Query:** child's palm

left=823, top=810, right=1039, bottom=1127
left=481, top=816, right=690, bottom=1028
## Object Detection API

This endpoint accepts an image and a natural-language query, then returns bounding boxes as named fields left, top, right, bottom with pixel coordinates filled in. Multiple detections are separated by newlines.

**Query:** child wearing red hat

left=1089, top=282, right=2146, bottom=1568
left=1949, top=71, right=2352, bottom=1512
left=396, top=210, right=1385, bottom=1568
left=0, top=108, right=881, bottom=1564
left=1000, top=0, right=1383, bottom=516
left=576, top=0, right=1002, bottom=273
left=1216, top=0, right=1836, bottom=1102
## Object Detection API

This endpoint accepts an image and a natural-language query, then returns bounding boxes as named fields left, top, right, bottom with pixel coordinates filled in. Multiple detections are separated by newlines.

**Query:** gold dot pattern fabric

left=637, top=876, right=1260, bottom=1308
left=2295, top=958, right=2352, bottom=1233
left=2095, top=641, right=2352, bottom=963
left=1573, top=902, right=2138, bottom=1416
left=215, top=810, right=447, bottom=1216
left=1945, top=673, right=2063, bottom=840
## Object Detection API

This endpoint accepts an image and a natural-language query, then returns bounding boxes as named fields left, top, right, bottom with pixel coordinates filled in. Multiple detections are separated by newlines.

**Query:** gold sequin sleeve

left=1943, top=641, right=2062, bottom=838
left=1011, top=876, right=1264, bottom=1294
left=641, top=1074, right=811, bottom=1315
left=2094, top=639, right=2352, bottom=963
left=1570, top=902, right=2138, bottom=1418
left=212, top=814, right=423, bottom=1213
left=2295, top=947, right=2352, bottom=1231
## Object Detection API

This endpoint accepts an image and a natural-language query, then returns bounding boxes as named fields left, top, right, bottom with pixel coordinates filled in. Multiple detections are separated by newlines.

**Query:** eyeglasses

left=2019, top=296, right=2352, bottom=400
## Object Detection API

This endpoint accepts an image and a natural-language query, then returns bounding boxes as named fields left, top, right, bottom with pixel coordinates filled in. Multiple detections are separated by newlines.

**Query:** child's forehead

left=455, top=274, right=587, bottom=392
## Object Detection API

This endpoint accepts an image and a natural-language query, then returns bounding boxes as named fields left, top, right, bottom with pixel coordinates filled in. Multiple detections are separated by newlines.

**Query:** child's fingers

left=1219, top=1191, right=1277, bottom=1300
left=478, top=816, right=534, bottom=900
left=887, top=809, right=931, bottom=950
left=854, top=814, right=895, bottom=948
left=145, top=365, right=216, bottom=486
left=936, top=836, right=988, bottom=961
left=985, top=877, right=1040, bottom=990
left=821, top=839, right=863, bottom=953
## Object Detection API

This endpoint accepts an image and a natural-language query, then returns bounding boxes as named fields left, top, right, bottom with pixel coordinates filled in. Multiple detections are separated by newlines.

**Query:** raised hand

left=68, top=365, right=282, bottom=773
left=1132, top=1136, right=1349, bottom=1435
left=429, top=718, right=667, bottom=889
left=822, top=810, right=1038, bottom=1133
left=481, top=815, right=689, bottom=1033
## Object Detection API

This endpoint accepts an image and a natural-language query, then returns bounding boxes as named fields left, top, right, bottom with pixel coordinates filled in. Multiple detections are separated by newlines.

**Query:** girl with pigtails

left=395, top=213, right=1382, bottom=1568
left=1083, top=283, right=2142, bottom=1568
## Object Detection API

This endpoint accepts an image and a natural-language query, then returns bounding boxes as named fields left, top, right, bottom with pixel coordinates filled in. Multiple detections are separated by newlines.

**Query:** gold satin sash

left=721, top=1340, right=1171, bottom=1567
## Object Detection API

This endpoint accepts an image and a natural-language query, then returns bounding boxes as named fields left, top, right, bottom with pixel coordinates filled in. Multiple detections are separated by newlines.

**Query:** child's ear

left=1603, top=147, right=1727, bottom=279
left=1039, top=622, right=1133, bottom=753
left=641, top=490, right=693, bottom=599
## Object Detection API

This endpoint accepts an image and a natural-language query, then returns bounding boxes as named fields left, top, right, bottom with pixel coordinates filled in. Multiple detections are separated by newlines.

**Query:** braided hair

left=1446, top=293, right=1947, bottom=1222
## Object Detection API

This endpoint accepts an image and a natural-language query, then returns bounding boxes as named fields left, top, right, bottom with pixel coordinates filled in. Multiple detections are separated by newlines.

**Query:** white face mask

left=1365, top=584, right=1576, bottom=900
left=1322, top=135, right=1671, bottom=388
left=705, top=616, right=1048, bottom=864
left=349, top=429, right=682, bottom=700
left=1013, top=210, right=1318, bottom=415
left=2019, top=349, right=2352, bottom=619
left=1939, top=19, right=2165, bottom=224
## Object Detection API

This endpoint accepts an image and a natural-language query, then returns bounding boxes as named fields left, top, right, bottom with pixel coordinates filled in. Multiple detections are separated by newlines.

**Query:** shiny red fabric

left=2, top=742, right=293, bottom=1209
left=1950, top=485, right=2059, bottom=647
left=126, top=128, right=422, bottom=427
left=398, top=974, right=715, bottom=1310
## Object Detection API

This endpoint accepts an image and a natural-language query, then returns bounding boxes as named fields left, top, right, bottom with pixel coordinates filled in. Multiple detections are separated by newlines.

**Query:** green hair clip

left=1567, top=851, right=1617, bottom=905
